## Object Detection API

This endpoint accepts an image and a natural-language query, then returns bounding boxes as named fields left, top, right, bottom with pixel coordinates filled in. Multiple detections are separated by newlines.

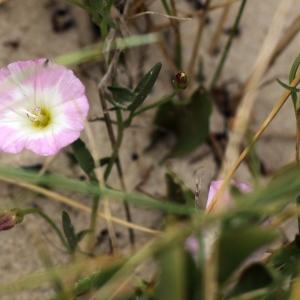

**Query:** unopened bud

left=173, top=71, right=188, bottom=90
left=0, top=209, right=23, bottom=231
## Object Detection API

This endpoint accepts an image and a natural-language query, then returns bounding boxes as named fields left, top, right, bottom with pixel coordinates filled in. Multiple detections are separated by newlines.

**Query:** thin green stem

left=0, top=166, right=197, bottom=215
left=104, top=109, right=124, bottom=180
left=209, top=0, right=248, bottom=91
left=161, top=0, right=171, bottom=14
left=100, top=91, right=135, bottom=247
left=103, top=109, right=135, bottom=247
left=132, top=91, right=176, bottom=117
left=88, top=194, right=100, bottom=251
left=21, top=208, right=69, bottom=251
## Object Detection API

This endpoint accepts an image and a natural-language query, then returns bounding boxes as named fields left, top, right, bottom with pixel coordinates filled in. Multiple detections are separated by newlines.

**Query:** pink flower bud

left=0, top=209, right=23, bottom=231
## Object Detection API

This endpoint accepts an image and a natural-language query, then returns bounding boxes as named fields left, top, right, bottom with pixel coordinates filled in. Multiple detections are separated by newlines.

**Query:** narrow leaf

left=72, top=139, right=96, bottom=181
left=76, top=229, right=90, bottom=243
left=276, top=79, right=300, bottom=92
left=289, top=53, right=300, bottom=83
left=108, top=86, right=135, bottom=104
left=128, top=63, right=162, bottom=111
left=155, top=245, right=186, bottom=300
left=74, top=261, right=124, bottom=296
left=62, top=211, right=78, bottom=253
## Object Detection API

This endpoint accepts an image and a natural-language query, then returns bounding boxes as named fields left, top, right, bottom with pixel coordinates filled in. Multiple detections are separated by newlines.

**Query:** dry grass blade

left=269, top=13, right=300, bottom=68
left=187, top=0, right=212, bottom=79
left=207, top=0, right=294, bottom=212
left=221, top=0, right=293, bottom=177
left=207, top=65, right=300, bottom=213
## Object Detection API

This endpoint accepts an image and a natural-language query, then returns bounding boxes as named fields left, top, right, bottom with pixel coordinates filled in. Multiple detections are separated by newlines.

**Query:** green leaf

left=108, top=86, right=135, bottom=105
left=218, top=226, right=277, bottom=284
left=155, top=245, right=186, bottom=300
left=74, top=261, right=124, bottom=296
left=128, top=63, right=162, bottom=112
left=289, top=53, right=300, bottom=83
left=151, top=87, right=212, bottom=157
left=228, top=263, right=273, bottom=297
left=85, top=0, right=115, bottom=38
left=165, top=171, right=195, bottom=208
left=62, top=211, right=78, bottom=253
left=268, top=236, right=300, bottom=277
left=276, top=79, right=300, bottom=92
left=99, top=156, right=117, bottom=167
left=291, top=90, right=298, bottom=110
left=76, top=229, right=90, bottom=243
left=236, top=164, right=300, bottom=208
left=71, top=139, right=96, bottom=181
left=185, top=251, right=203, bottom=300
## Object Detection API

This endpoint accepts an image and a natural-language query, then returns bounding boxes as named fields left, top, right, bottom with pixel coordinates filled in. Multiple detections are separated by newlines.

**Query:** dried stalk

left=208, top=1, right=231, bottom=55
left=220, top=0, right=294, bottom=180
left=268, top=14, right=300, bottom=68
left=207, top=71, right=300, bottom=212
left=187, top=0, right=212, bottom=79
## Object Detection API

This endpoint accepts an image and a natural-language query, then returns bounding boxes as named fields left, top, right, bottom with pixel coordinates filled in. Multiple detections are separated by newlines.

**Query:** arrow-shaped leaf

left=128, top=63, right=162, bottom=111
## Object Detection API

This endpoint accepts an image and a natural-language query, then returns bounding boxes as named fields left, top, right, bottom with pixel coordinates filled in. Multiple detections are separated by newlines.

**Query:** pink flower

left=185, top=180, right=251, bottom=256
left=0, top=59, right=89, bottom=156
left=206, top=180, right=251, bottom=211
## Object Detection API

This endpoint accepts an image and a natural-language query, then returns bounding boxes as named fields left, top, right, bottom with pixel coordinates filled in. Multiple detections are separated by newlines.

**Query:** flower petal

left=0, top=59, right=89, bottom=156
left=206, top=180, right=251, bottom=211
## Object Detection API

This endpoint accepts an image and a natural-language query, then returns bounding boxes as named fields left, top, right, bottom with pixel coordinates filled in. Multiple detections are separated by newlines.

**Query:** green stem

left=125, top=91, right=176, bottom=127
left=132, top=91, right=176, bottom=117
left=101, top=186, right=196, bottom=215
left=161, top=0, right=171, bottom=14
left=209, top=0, right=248, bottom=91
left=104, top=109, right=124, bottom=180
left=21, top=208, right=68, bottom=251
left=104, top=109, right=135, bottom=248
left=88, top=194, right=100, bottom=251
left=0, top=166, right=197, bottom=215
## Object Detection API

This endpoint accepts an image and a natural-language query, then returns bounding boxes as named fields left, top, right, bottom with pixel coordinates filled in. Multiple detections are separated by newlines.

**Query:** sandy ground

left=0, top=0, right=300, bottom=299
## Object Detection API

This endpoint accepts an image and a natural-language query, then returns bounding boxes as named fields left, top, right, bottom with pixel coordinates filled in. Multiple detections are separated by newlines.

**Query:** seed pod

left=173, top=71, right=188, bottom=90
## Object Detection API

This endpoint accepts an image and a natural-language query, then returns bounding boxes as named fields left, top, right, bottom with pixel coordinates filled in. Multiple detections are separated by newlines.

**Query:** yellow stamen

left=26, top=106, right=51, bottom=128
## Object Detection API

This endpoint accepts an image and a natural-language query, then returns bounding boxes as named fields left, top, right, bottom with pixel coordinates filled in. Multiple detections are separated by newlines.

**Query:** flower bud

left=173, top=71, right=188, bottom=90
left=0, top=209, right=23, bottom=231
